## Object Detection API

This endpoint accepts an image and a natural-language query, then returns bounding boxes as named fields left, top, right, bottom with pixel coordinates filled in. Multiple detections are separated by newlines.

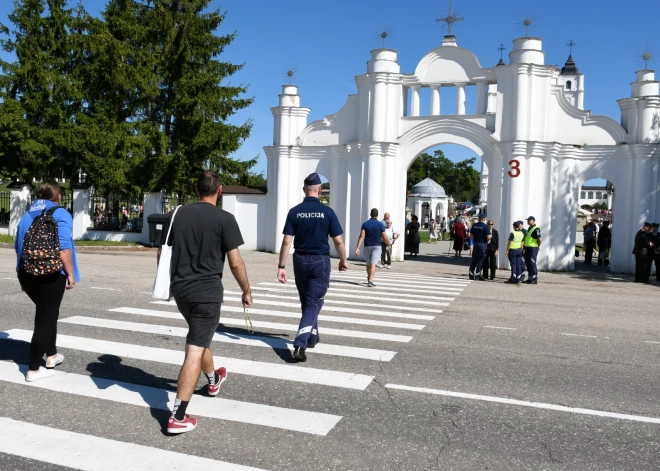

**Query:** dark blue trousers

left=293, top=254, right=331, bottom=349
left=524, top=247, right=539, bottom=282
left=469, top=242, right=487, bottom=277
left=509, top=249, right=523, bottom=282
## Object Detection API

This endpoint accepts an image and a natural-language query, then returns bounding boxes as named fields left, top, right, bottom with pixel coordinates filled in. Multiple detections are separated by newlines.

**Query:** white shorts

left=364, top=246, right=382, bottom=265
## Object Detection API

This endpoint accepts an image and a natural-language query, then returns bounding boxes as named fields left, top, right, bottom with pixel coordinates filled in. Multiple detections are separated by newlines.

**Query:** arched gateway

left=260, top=35, right=660, bottom=273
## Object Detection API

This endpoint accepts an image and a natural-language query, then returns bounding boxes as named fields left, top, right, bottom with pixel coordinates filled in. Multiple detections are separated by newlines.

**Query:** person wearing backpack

left=15, top=180, right=79, bottom=382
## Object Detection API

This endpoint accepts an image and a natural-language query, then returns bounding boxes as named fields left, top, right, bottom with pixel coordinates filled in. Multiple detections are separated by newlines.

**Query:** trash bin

left=147, top=213, right=171, bottom=247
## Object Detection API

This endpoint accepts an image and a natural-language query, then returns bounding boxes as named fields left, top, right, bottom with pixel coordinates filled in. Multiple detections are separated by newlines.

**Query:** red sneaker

left=167, top=414, right=197, bottom=434
left=207, top=367, right=228, bottom=396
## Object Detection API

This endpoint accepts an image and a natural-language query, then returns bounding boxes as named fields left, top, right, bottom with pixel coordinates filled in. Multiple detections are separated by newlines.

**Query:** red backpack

left=21, top=206, right=64, bottom=276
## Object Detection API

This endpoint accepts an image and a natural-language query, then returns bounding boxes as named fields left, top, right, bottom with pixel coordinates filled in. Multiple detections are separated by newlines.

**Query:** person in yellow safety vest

left=523, top=216, right=542, bottom=284
left=506, top=221, right=525, bottom=284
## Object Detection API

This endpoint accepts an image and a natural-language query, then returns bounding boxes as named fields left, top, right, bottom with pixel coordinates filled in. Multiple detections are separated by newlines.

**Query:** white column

left=607, top=192, right=613, bottom=211
left=456, top=84, right=466, bottom=115
left=411, top=86, right=420, bottom=117
left=476, top=81, right=487, bottom=114
left=72, top=187, right=92, bottom=240
left=431, top=85, right=440, bottom=116
left=9, top=184, right=31, bottom=237
left=487, top=83, right=498, bottom=114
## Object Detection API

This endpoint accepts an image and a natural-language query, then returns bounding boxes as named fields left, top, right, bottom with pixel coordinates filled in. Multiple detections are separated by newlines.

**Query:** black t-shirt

left=161, top=202, right=244, bottom=303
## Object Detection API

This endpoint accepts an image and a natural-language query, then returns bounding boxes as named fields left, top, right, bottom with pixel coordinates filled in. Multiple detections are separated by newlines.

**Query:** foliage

left=0, top=0, right=257, bottom=195
left=407, top=149, right=481, bottom=203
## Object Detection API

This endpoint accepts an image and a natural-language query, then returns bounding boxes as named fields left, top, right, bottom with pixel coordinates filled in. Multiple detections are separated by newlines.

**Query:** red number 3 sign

left=508, top=159, right=521, bottom=178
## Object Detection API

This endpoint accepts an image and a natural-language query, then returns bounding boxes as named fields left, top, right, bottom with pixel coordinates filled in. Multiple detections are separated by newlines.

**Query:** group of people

left=582, top=220, right=612, bottom=266
left=634, top=222, right=660, bottom=283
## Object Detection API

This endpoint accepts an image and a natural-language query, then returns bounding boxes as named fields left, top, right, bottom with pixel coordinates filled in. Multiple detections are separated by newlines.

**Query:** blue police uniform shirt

left=282, top=197, right=343, bottom=255
left=470, top=221, right=491, bottom=243
left=361, top=218, right=386, bottom=247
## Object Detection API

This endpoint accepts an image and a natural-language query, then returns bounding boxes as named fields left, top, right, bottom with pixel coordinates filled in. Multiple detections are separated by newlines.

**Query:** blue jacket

left=15, top=199, right=81, bottom=282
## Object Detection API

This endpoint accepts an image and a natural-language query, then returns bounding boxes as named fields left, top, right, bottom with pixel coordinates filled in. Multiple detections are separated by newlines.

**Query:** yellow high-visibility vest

left=524, top=225, right=540, bottom=248
left=509, top=231, right=524, bottom=249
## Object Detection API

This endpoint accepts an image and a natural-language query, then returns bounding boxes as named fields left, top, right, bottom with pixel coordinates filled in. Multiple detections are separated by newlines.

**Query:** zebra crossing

left=0, top=269, right=470, bottom=470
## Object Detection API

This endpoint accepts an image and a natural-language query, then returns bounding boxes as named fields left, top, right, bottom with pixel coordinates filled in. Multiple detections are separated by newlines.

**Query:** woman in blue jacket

left=15, top=181, right=80, bottom=382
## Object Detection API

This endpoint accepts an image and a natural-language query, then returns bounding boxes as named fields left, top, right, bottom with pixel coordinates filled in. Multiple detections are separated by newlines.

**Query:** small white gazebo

left=407, top=178, right=449, bottom=226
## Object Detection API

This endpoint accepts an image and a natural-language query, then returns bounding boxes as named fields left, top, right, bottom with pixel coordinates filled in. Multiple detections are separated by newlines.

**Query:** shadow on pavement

left=87, top=354, right=176, bottom=435
left=215, top=325, right=297, bottom=363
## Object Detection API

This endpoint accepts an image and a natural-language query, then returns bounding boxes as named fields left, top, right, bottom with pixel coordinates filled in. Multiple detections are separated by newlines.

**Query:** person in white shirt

left=380, top=219, right=399, bottom=268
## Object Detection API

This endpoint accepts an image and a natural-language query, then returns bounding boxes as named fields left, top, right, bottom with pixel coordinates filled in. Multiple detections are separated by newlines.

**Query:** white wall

left=221, top=194, right=267, bottom=251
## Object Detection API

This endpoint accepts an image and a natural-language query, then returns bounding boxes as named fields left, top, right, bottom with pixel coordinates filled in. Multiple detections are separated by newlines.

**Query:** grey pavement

left=1, top=246, right=660, bottom=470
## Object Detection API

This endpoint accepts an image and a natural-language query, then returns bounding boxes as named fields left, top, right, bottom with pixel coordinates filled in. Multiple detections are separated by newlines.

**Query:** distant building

left=407, top=178, right=449, bottom=226
left=579, top=181, right=613, bottom=211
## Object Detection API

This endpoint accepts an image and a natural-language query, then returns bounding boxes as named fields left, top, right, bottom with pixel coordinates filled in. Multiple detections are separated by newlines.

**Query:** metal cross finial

left=567, top=39, right=576, bottom=55
left=497, top=43, right=507, bottom=61
left=637, top=48, right=656, bottom=70
left=436, top=1, right=465, bottom=36
left=374, top=27, right=394, bottom=48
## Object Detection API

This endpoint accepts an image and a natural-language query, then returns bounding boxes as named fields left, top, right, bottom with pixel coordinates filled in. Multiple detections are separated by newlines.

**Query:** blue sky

left=1, top=0, right=658, bottom=180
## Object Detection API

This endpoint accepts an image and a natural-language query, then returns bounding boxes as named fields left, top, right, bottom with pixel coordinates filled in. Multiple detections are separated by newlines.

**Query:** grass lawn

left=0, top=234, right=13, bottom=244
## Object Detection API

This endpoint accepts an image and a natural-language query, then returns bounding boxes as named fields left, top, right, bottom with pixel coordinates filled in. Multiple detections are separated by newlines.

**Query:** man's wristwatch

left=278, top=265, right=286, bottom=269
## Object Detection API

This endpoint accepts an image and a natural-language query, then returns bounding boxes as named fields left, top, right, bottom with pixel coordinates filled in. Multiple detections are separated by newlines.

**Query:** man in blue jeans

left=277, top=173, right=348, bottom=362
left=355, top=208, right=391, bottom=287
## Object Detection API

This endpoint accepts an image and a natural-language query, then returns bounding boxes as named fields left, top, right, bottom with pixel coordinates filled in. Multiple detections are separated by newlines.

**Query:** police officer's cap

left=513, top=220, right=523, bottom=226
left=526, top=216, right=536, bottom=222
left=652, top=222, right=659, bottom=228
left=644, top=221, right=652, bottom=228
left=304, top=173, right=322, bottom=186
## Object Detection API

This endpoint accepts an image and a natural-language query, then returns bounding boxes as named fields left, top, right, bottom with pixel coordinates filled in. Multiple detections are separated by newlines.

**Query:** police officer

left=277, top=173, right=348, bottom=362
left=468, top=215, right=491, bottom=280
left=523, top=216, right=542, bottom=284
left=506, top=221, right=525, bottom=284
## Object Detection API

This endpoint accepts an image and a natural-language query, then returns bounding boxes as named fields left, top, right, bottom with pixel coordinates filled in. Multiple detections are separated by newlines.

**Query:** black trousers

left=18, top=271, right=66, bottom=370
left=584, top=241, right=596, bottom=264
left=380, top=243, right=391, bottom=266
left=483, top=251, right=497, bottom=279
left=635, top=253, right=650, bottom=283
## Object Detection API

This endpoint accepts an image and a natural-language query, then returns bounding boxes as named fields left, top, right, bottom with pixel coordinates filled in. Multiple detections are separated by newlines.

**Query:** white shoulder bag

left=152, top=205, right=181, bottom=300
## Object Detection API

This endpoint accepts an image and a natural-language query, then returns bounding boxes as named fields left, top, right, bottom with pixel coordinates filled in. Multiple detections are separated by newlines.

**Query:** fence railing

left=89, top=194, right=144, bottom=232
left=162, top=195, right=198, bottom=213
left=0, top=191, right=9, bottom=225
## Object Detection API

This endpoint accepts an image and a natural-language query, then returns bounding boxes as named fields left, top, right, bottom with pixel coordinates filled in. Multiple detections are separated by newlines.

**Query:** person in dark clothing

left=597, top=221, right=612, bottom=266
left=633, top=222, right=653, bottom=283
left=405, top=215, right=421, bottom=257
left=583, top=222, right=596, bottom=265
left=483, top=220, right=499, bottom=280
left=157, top=170, right=253, bottom=434
left=647, top=223, right=660, bottom=281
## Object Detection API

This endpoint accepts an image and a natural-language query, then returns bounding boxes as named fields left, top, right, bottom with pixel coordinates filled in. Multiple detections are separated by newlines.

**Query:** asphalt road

left=1, top=245, right=660, bottom=470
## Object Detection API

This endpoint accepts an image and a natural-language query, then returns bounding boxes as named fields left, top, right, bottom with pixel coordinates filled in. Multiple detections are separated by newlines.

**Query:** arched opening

left=318, top=175, right=330, bottom=206
left=405, top=143, right=482, bottom=258
left=574, top=177, right=614, bottom=268
left=566, top=80, right=572, bottom=90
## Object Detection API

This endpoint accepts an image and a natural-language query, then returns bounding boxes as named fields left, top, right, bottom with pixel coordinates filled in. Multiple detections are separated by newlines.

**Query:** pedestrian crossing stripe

left=282, top=280, right=463, bottom=294
left=249, top=286, right=452, bottom=305
left=0, top=361, right=342, bottom=435
left=328, top=273, right=469, bottom=288
left=337, top=272, right=469, bottom=282
left=258, top=283, right=456, bottom=301
left=148, top=302, right=428, bottom=330
left=0, top=417, right=268, bottom=471
left=0, top=330, right=374, bottom=390
left=326, top=270, right=470, bottom=283
left=108, top=307, right=414, bottom=343
left=59, top=316, right=397, bottom=361
left=223, top=290, right=442, bottom=316
left=220, top=297, right=436, bottom=322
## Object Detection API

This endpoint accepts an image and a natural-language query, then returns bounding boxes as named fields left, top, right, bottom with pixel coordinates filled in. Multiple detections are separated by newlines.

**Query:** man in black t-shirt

left=157, top=170, right=253, bottom=434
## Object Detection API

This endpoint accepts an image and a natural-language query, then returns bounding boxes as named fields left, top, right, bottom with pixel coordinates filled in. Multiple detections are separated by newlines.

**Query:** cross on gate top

left=436, top=1, right=465, bottom=36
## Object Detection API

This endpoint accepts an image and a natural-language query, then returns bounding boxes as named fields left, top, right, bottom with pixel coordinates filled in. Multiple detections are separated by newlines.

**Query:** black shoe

left=293, top=347, right=307, bottom=362
left=469, top=275, right=475, bottom=280
left=308, top=338, right=319, bottom=349
left=477, top=276, right=486, bottom=281
left=490, top=276, right=495, bottom=280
